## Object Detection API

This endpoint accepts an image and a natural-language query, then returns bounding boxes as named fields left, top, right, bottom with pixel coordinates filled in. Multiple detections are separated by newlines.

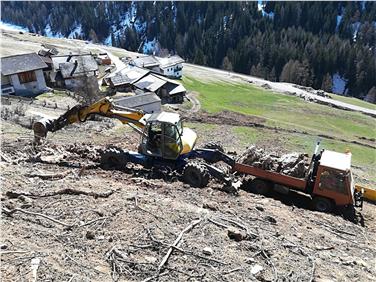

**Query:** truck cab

left=309, top=150, right=362, bottom=212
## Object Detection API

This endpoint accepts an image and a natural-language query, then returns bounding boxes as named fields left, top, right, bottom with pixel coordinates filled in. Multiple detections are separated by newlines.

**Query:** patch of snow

left=361, top=1, right=366, bottom=11
left=332, top=73, right=348, bottom=95
left=68, top=24, right=83, bottom=39
left=351, top=21, right=361, bottom=41
left=143, top=38, right=157, bottom=54
left=336, top=15, right=343, bottom=29
left=44, top=23, right=64, bottom=38
left=135, top=21, right=146, bottom=33
left=130, top=1, right=137, bottom=23
left=0, top=21, right=29, bottom=32
left=104, top=35, right=112, bottom=46
left=258, top=1, right=274, bottom=19
left=223, top=16, right=229, bottom=30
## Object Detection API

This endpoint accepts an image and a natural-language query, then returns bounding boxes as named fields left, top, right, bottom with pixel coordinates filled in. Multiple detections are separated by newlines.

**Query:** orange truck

left=232, top=142, right=365, bottom=215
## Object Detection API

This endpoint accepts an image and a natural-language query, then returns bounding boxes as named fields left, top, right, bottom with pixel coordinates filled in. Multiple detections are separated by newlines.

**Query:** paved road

left=184, top=63, right=376, bottom=117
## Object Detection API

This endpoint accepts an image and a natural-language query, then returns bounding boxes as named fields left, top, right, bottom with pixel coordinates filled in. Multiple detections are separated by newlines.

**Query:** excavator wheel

left=311, top=197, right=334, bottom=213
left=248, top=178, right=273, bottom=195
left=100, top=148, right=128, bottom=170
left=183, top=162, right=210, bottom=188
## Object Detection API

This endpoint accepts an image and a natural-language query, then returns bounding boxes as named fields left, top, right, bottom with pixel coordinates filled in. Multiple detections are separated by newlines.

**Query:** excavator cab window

left=142, top=122, right=163, bottom=157
left=162, top=123, right=183, bottom=159
left=141, top=121, right=182, bottom=159
left=318, top=168, right=347, bottom=195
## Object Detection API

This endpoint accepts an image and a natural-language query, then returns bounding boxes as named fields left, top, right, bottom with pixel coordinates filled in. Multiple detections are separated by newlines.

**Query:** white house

left=131, top=55, right=184, bottom=79
left=1, top=53, right=48, bottom=96
left=156, top=55, right=184, bottom=78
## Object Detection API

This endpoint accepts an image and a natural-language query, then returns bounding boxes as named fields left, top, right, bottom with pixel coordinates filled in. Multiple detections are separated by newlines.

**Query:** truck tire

left=100, top=148, right=128, bottom=170
left=312, top=197, right=333, bottom=213
left=249, top=178, right=272, bottom=195
left=183, top=162, right=210, bottom=188
left=343, top=205, right=356, bottom=222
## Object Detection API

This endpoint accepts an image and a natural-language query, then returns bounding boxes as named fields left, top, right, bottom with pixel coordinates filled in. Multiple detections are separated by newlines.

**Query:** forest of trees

left=2, top=1, right=375, bottom=98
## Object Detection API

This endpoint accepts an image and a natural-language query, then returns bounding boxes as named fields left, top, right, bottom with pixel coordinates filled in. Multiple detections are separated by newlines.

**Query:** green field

left=182, top=77, right=376, bottom=184
left=182, top=77, right=376, bottom=141
left=329, top=93, right=376, bottom=111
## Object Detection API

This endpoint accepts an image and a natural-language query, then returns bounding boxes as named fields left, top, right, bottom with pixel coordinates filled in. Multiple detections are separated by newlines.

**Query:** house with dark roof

left=114, top=92, right=161, bottom=113
left=130, top=55, right=184, bottom=79
left=50, top=54, right=99, bottom=90
left=133, top=73, right=186, bottom=103
left=1, top=53, right=48, bottom=96
left=104, top=65, right=150, bottom=91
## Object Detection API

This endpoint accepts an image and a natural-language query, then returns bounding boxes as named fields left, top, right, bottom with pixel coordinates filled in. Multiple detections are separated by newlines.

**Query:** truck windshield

left=319, top=169, right=347, bottom=194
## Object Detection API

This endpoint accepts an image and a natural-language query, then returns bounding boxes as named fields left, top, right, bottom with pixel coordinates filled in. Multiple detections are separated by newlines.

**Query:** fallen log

left=2, top=207, right=74, bottom=228
left=6, top=188, right=116, bottom=199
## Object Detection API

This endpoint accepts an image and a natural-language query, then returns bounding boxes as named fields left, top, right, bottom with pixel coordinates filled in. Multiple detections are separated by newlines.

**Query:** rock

left=245, top=257, right=255, bottom=264
left=255, top=205, right=264, bottom=211
left=250, top=264, right=263, bottom=275
left=264, top=215, right=277, bottom=224
left=86, top=230, right=95, bottom=240
left=97, top=235, right=105, bottom=240
left=202, top=247, right=213, bottom=256
left=0, top=244, right=8, bottom=250
left=203, top=201, right=218, bottom=211
left=238, top=145, right=309, bottom=178
left=227, top=227, right=247, bottom=241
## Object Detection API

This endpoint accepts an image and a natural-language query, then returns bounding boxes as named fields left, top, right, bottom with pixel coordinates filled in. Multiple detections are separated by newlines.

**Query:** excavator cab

left=139, top=112, right=184, bottom=160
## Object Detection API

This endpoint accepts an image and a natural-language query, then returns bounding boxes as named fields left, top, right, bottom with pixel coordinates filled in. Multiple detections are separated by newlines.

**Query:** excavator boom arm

left=33, top=97, right=145, bottom=141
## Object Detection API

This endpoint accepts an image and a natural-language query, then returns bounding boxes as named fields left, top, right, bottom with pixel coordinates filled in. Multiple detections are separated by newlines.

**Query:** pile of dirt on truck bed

left=238, top=145, right=309, bottom=178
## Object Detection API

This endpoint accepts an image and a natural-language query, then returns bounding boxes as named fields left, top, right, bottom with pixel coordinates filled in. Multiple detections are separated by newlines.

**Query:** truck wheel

left=312, top=197, right=333, bottom=213
left=343, top=205, right=356, bottom=222
left=100, top=148, right=127, bottom=170
left=249, top=178, right=272, bottom=195
left=183, top=162, right=210, bottom=188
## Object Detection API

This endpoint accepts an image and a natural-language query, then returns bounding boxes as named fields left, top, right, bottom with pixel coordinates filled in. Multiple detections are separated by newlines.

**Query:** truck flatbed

left=233, top=162, right=307, bottom=190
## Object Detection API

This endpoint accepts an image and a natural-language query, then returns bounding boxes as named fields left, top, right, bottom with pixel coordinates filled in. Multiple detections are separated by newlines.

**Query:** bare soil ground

left=1, top=29, right=376, bottom=281
left=1, top=109, right=376, bottom=281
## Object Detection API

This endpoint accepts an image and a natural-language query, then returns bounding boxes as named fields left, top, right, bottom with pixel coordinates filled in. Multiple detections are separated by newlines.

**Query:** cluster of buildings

left=1, top=50, right=100, bottom=96
left=1, top=50, right=186, bottom=111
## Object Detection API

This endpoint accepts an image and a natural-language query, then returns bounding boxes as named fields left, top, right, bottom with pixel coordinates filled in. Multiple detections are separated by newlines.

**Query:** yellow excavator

left=33, top=96, right=235, bottom=188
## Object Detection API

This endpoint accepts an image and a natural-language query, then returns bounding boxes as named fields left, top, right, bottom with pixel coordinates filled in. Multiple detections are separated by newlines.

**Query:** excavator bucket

left=33, top=118, right=55, bottom=143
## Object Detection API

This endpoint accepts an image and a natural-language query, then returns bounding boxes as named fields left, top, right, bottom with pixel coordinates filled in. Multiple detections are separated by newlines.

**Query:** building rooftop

left=57, top=55, right=98, bottom=78
left=157, top=55, right=184, bottom=69
left=108, top=65, right=149, bottom=87
left=1, top=53, right=48, bottom=75
left=114, top=92, right=161, bottom=111
left=134, top=74, right=167, bottom=92
left=132, top=56, right=160, bottom=68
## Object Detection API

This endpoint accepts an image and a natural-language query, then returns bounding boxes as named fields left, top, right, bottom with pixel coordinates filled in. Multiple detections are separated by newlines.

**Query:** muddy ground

left=1, top=101, right=376, bottom=282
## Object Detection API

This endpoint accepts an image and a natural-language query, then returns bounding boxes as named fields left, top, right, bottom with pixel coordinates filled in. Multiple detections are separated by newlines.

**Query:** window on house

left=18, top=71, right=37, bottom=83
